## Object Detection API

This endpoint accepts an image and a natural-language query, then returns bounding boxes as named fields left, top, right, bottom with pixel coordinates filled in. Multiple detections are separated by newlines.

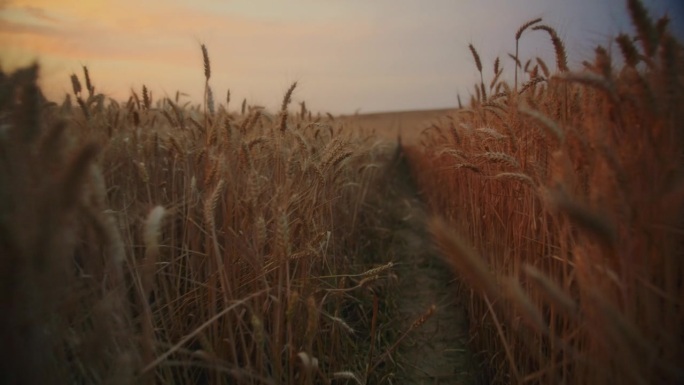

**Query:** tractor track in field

left=373, top=140, right=480, bottom=385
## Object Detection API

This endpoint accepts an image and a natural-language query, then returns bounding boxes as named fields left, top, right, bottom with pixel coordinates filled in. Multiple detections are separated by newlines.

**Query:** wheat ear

left=515, top=17, right=543, bottom=89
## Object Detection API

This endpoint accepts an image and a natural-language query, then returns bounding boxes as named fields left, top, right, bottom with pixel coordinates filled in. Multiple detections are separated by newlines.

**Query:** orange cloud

left=0, top=0, right=375, bottom=110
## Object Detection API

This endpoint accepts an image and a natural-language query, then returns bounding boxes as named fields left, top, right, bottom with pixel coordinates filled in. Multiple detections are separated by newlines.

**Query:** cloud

left=21, top=5, right=61, bottom=23
left=0, top=18, right=58, bottom=35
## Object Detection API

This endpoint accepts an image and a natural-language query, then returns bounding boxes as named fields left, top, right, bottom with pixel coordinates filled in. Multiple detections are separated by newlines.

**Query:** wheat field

left=408, top=1, right=684, bottom=384
left=1, top=0, right=682, bottom=384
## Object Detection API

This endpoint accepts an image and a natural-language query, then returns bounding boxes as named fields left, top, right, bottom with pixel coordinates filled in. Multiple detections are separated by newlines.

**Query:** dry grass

left=0, top=46, right=401, bottom=384
left=407, top=1, right=684, bottom=384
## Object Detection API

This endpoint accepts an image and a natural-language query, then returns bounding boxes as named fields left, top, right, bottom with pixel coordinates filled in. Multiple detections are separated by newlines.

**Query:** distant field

left=340, top=108, right=456, bottom=143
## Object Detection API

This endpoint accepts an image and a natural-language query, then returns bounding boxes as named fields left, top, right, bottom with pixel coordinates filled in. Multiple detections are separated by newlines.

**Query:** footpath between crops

left=364, top=140, right=480, bottom=384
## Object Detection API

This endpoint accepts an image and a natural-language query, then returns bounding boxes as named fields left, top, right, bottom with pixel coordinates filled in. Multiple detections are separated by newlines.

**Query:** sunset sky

left=1, top=0, right=682, bottom=114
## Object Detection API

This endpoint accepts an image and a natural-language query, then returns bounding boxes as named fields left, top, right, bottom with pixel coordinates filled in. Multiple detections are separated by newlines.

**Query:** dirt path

left=372, top=142, right=480, bottom=384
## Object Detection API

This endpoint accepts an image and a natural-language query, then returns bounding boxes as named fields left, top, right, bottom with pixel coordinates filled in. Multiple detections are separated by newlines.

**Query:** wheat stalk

left=518, top=104, right=564, bottom=141
left=469, top=44, right=487, bottom=102
left=478, top=151, right=520, bottom=169
left=532, top=25, right=568, bottom=72
left=141, top=291, right=265, bottom=374
left=201, top=43, right=211, bottom=81
left=430, top=218, right=497, bottom=298
left=627, top=0, right=656, bottom=56
left=523, top=264, right=577, bottom=317
left=475, top=127, right=507, bottom=140
left=493, top=172, right=536, bottom=187
left=536, top=57, right=550, bottom=78
left=616, top=33, right=640, bottom=67
left=453, top=163, right=481, bottom=173
left=504, top=277, right=549, bottom=334
left=142, top=85, right=150, bottom=110
left=279, top=82, right=297, bottom=132
left=333, top=371, right=364, bottom=385
left=82, top=65, right=94, bottom=97
left=59, top=143, right=99, bottom=209
left=203, top=179, right=225, bottom=230
left=70, top=73, right=82, bottom=96
left=554, top=72, right=617, bottom=102
left=141, top=206, right=165, bottom=299
left=515, top=17, right=543, bottom=89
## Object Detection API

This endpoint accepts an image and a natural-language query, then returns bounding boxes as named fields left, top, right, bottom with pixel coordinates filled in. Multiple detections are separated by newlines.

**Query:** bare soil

left=383, top=144, right=480, bottom=385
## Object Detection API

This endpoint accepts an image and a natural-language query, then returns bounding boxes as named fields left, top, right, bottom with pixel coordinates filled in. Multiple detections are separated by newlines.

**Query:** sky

left=1, top=0, right=682, bottom=114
